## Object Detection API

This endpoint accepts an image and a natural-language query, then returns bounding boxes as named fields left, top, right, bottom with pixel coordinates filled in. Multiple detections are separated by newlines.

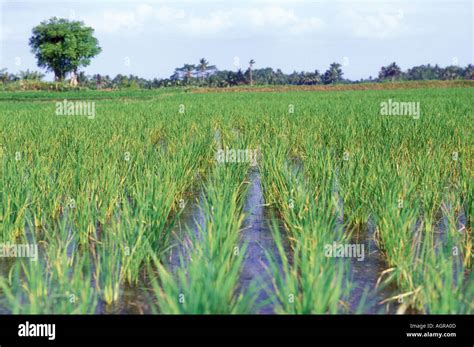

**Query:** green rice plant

left=93, top=225, right=122, bottom=306
left=265, top=217, right=347, bottom=314
left=0, top=86, right=472, bottom=314
left=0, top=218, right=98, bottom=314
left=259, top=134, right=349, bottom=313
left=422, top=250, right=473, bottom=314
left=0, top=255, right=98, bottom=314
left=420, top=193, right=473, bottom=314
left=148, top=159, right=258, bottom=313
left=370, top=166, right=424, bottom=308
left=338, top=148, right=373, bottom=232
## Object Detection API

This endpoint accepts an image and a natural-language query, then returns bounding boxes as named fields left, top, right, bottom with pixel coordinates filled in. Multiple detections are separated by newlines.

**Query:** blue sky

left=1, top=0, right=472, bottom=81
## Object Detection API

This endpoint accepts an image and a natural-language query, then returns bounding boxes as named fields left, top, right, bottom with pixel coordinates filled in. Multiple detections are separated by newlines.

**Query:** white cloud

left=184, top=10, right=233, bottom=36
left=154, top=5, right=186, bottom=22
left=101, top=11, right=140, bottom=34
left=341, top=6, right=406, bottom=39
left=84, top=4, right=324, bottom=38
left=248, top=6, right=298, bottom=27
left=246, top=5, right=323, bottom=34
left=289, top=17, right=324, bottom=34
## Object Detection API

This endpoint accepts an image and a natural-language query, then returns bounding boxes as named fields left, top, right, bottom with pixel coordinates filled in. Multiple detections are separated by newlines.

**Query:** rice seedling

left=148, top=159, right=258, bottom=314
left=0, top=218, right=98, bottom=314
left=0, top=86, right=471, bottom=314
left=259, top=132, right=350, bottom=313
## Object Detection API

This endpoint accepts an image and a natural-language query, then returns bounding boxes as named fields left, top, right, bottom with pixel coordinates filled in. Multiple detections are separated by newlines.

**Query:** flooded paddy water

left=164, top=195, right=206, bottom=274
left=347, top=220, right=398, bottom=314
left=158, top=168, right=289, bottom=314
left=118, top=164, right=403, bottom=314
left=332, top=166, right=397, bottom=313
left=153, top=163, right=400, bottom=314
left=239, top=168, right=289, bottom=314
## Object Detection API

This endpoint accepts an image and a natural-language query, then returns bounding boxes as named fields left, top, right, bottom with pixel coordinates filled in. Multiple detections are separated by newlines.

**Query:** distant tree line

left=1, top=61, right=473, bottom=90
left=4, top=18, right=472, bottom=90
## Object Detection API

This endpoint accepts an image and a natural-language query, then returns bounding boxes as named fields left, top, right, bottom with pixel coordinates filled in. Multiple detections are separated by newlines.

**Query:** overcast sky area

left=1, top=0, right=473, bottom=81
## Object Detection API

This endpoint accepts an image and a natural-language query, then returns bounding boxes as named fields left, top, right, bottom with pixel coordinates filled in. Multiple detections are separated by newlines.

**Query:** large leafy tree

left=463, top=64, right=474, bottom=80
left=378, top=62, right=402, bottom=82
left=322, top=63, right=343, bottom=84
left=298, top=70, right=322, bottom=85
left=406, top=64, right=442, bottom=80
left=29, top=17, right=101, bottom=83
left=441, top=65, right=464, bottom=80
left=223, top=69, right=247, bottom=86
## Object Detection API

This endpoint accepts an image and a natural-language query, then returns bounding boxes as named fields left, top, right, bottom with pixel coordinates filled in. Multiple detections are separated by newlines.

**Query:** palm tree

left=197, top=58, right=216, bottom=85
left=175, top=64, right=197, bottom=85
left=183, top=64, right=196, bottom=80
left=248, top=59, right=255, bottom=85
left=0, top=68, right=16, bottom=84
left=18, top=69, right=45, bottom=81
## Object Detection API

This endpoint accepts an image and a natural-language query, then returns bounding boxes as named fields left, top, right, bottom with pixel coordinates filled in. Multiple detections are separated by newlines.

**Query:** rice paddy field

left=0, top=85, right=472, bottom=314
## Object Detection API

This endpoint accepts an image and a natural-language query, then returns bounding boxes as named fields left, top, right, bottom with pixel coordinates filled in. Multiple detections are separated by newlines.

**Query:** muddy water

left=101, top=283, right=152, bottom=314
left=160, top=167, right=288, bottom=314
left=96, top=191, right=206, bottom=314
left=239, top=168, right=289, bottom=314
left=111, top=194, right=206, bottom=314
left=347, top=219, right=398, bottom=314
left=332, top=169, right=397, bottom=313
left=432, top=201, right=468, bottom=288
left=164, top=195, right=206, bottom=273
left=435, top=201, right=468, bottom=247
left=345, top=199, right=471, bottom=314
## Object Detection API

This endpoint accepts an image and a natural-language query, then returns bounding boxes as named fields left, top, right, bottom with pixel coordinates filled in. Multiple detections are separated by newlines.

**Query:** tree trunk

left=54, top=71, right=63, bottom=82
